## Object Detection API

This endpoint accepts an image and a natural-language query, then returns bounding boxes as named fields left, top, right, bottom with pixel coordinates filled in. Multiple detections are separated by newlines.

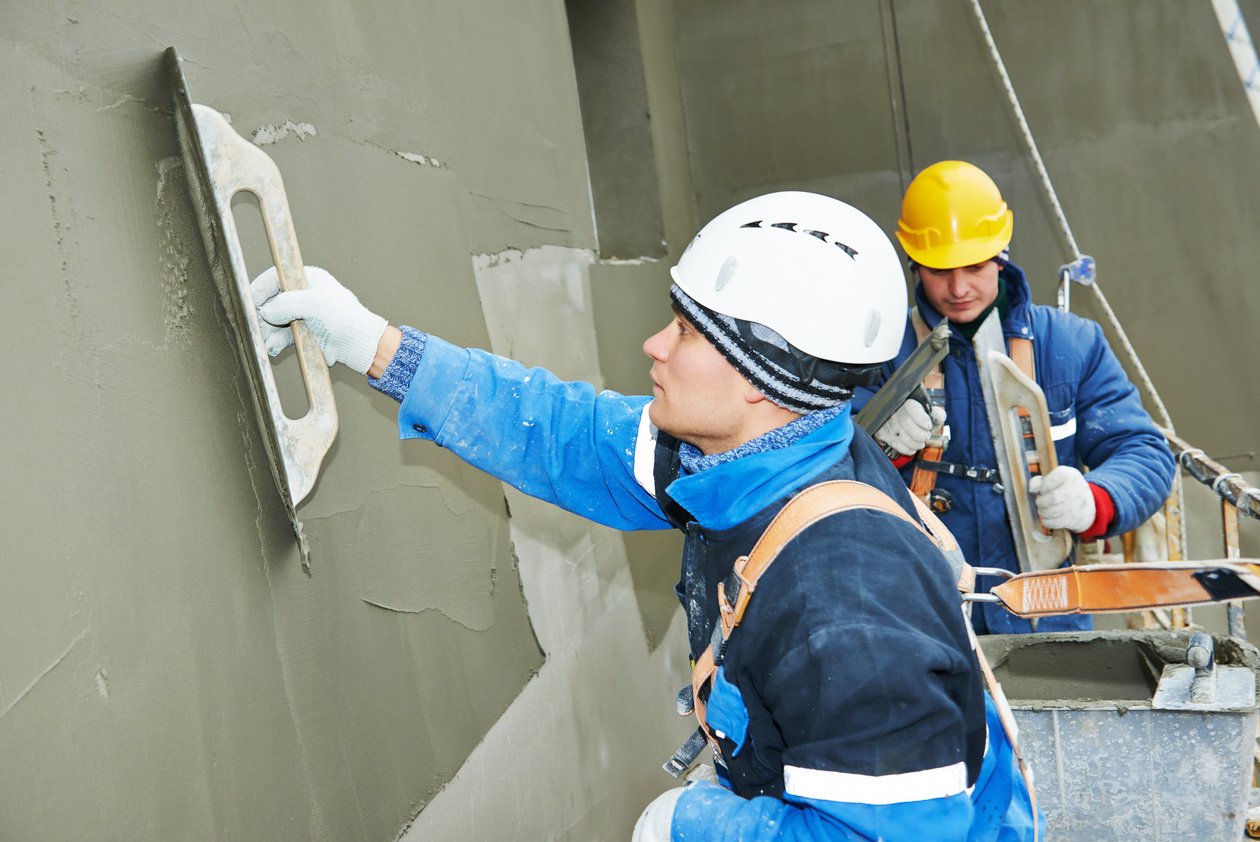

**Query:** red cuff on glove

left=1078, top=483, right=1115, bottom=541
left=891, top=454, right=915, bottom=469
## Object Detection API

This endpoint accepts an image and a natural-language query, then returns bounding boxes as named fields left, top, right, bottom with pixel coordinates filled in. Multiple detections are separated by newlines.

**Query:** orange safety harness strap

left=674, top=480, right=1037, bottom=839
left=908, top=310, right=947, bottom=499
left=987, top=560, right=1260, bottom=617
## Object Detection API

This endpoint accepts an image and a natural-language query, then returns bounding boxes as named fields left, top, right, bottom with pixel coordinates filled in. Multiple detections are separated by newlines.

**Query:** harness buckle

left=663, top=727, right=709, bottom=778
left=928, top=488, right=954, bottom=514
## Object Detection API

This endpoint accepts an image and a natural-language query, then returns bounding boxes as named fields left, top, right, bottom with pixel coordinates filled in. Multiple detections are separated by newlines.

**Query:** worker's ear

left=743, top=385, right=769, bottom=405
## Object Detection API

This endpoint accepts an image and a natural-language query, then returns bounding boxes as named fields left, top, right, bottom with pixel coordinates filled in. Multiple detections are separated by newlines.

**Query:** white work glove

left=630, top=765, right=717, bottom=841
left=250, top=266, right=388, bottom=375
left=874, top=399, right=946, bottom=457
left=1030, top=465, right=1096, bottom=533
left=631, top=787, right=684, bottom=842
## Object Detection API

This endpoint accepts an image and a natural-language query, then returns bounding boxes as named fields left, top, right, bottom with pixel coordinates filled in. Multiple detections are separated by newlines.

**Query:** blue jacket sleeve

left=1066, top=319, right=1175, bottom=536
left=393, top=333, right=673, bottom=531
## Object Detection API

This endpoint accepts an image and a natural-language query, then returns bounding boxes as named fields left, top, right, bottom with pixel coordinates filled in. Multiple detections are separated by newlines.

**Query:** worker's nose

left=947, top=270, right=969, bottom=297
left=643, top=324, right=670, bottom=362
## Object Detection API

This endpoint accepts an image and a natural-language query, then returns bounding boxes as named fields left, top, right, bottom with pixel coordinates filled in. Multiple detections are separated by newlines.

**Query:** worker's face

left=917, top=260, right=1001, bottom=324
left=643, top=310, right=758, bottom=455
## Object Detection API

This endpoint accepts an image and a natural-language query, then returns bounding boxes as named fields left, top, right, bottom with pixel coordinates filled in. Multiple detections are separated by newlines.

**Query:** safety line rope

left=967, top=0, right=1175, bottom=433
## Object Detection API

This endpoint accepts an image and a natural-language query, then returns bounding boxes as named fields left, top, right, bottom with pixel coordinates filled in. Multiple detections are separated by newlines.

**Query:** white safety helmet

left=670, top=191, right=906, bottom=365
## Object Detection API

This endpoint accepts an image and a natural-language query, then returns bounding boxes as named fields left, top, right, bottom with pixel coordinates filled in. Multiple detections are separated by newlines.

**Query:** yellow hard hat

left=896, top=160, right=1013, bottom=269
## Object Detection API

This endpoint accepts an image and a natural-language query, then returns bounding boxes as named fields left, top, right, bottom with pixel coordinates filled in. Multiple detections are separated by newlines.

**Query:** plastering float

left=166, top=47, right=337, bottom=568
left=972, top=311, right=1072, bottom=573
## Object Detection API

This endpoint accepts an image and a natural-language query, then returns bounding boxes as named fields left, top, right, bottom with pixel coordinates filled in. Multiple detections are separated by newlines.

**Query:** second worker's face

left=642, top=309, right=757, bottom=455
left=917, top=260, right=1001, bottom=324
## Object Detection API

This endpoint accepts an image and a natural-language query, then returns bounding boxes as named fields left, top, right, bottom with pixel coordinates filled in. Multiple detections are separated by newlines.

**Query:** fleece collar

left=666, top=404, right=855, bottom=531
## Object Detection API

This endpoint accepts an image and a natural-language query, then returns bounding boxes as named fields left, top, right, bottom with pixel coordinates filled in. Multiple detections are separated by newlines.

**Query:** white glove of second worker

left=251, top=266, right=388, bottom=375
left=1030, top=465, right=1096, bottom=533
left=874, top=399, right=946, bottom=457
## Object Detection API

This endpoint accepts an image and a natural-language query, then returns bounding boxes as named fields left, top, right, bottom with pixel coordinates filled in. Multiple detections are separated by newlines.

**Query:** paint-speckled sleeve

left=393, top=334, right=672, bottom=531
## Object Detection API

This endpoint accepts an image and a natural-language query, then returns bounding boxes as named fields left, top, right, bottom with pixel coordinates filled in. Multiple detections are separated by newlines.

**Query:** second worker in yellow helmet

left=857, top=160, right=1176, bottom=635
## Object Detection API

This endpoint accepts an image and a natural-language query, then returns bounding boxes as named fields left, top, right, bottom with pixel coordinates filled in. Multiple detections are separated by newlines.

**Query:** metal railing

left=1162, top=432, right=1260, bottom=638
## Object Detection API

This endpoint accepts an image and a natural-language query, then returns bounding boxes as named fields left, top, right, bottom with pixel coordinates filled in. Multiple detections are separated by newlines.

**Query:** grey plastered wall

left=1, top=1, right=692, bottom=840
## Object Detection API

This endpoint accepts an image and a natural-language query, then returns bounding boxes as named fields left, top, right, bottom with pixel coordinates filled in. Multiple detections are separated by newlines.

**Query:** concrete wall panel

left=0, top=1, right=688, bottom=839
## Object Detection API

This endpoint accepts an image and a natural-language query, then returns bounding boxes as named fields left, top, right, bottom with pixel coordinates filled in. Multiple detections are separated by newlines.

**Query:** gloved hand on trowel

left=1030, top=465, right=1104, bottom=534
left=631, top=765, right=719, bottom=842
left=251, top=266, right=393, bottom=376
left=873, top=398, right=945, bottom=457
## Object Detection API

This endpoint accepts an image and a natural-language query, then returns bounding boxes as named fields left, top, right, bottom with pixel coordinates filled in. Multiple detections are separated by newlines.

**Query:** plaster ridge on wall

left=599, top=255, right=661, bottom=266
left=359, top=597, right=497, bottom=633
left=0, top=626, right=90, bottom=721
left=393, top=150, right=446, bottom=168
left=467, top=192, right=576, bottom=236
left=468, top=192, right=568, bottom=214
left=252, top=120, right=318, bottom=146
left=48, top=86, right=168, bottom=116
left=471, top=243, right=597, bottom=271
left=299, top=477, right=493, bottom=523
left=342, top=137, right=454, bottom=173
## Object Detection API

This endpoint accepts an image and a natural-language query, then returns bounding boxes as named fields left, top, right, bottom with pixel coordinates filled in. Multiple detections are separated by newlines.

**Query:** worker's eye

left=675, top=317, right=691, bottom=335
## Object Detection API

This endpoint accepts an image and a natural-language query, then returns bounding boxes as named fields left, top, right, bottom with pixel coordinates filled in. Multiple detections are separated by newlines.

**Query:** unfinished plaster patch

left=153, top=156, right=196, bottom=345
left=355, top=485, right=503, bottom=631
left=252, top=121, right=317, bottom=146
left=470, top=246, right=599, bottom=380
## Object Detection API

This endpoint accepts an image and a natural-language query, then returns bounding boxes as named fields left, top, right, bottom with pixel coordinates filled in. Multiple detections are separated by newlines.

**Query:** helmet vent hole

left=863, top=310, right=882, bottom=348
left=714, top=256, right=738, bottom=292
left=748, top=219, right=860, bottom=260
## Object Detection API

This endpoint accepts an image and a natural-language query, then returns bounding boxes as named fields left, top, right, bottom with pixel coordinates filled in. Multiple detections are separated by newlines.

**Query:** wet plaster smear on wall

left=0, top=2, right=691, bottom=840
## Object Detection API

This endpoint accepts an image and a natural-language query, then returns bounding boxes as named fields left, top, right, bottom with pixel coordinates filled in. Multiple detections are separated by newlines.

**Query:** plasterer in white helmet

left=252, top=192, right=1038, bottom=840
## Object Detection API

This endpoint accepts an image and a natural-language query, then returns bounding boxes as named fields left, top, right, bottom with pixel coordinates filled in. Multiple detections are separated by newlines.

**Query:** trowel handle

left=254, top=176, right=339, bottom=437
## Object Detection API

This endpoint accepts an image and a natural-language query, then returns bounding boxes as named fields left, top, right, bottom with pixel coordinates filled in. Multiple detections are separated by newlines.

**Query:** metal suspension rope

left=967, top=0, right=1175, bottom=433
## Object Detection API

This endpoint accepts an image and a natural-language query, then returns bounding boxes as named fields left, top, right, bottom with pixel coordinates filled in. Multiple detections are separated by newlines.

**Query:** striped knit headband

left=669, top=284, right=855, bottom=415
